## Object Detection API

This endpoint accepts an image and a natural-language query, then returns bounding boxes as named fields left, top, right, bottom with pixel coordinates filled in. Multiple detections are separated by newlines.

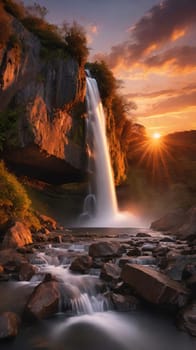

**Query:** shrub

left=0, top=106, right=23, bottom=151
left=64, top=22, right=89, bottom=65
left=0, top=161, right=31, bottom=225
left=86, top=61, right=116, bottom=104
left=21, top=16, right=65, bottom=50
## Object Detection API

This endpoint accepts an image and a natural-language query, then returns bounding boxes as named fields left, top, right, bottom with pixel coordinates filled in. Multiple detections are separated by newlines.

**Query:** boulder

left=0, top=249, right=27, bottom=272
left=70, top=255, right=93, bottom=273
left=121, top=264, right=189, bottom=306
left=110, top=293, right=140, bottom=312
left=164, top=255, right=196, bottom=281
left=177, top=303, right=196, bottom=336
left=0, top=312, right=20, bottom=339
left=127, top=247, right=141, bottom=256
left=100, top=263, right=121, bottom=282
left=89, top=241, right=122, bottom=258
left=2, top=222, right=32, bottom=249
left=19, top=263, right=38, bottom=281
left=150, top=208, right=185, bottom=231
left=25, top=281, right=60, bottom=319
left=136, top=232, right=151, bottom=237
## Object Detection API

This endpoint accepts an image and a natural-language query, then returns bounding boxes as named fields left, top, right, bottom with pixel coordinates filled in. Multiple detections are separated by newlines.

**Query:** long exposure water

left=0, top=232, right=195, bottom=350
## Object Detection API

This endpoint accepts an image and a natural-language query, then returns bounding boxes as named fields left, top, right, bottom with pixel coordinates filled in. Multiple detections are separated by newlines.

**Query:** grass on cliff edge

left=0, top=161, right=41, bottom=230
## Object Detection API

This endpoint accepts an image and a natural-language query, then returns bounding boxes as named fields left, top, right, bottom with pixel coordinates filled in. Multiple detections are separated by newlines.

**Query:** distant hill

left=163, top=130, right=196, bottom=161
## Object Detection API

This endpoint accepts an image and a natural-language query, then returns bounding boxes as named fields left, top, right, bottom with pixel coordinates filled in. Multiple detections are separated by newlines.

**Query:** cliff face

left=0, top=9, right=86, bottom=183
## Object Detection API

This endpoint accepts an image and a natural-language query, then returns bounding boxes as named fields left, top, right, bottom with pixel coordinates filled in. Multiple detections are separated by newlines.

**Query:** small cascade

left=31, top=250, right=108, bottom=316
left=71, top=293, right=106, bottom=315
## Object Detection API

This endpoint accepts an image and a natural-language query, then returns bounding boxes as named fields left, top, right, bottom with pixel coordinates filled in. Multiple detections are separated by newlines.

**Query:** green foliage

left=0, top=106, right=23, bottom=151
left=0, top=161, right=31, bottom=225
left=86, top=61, right=116, bottom=104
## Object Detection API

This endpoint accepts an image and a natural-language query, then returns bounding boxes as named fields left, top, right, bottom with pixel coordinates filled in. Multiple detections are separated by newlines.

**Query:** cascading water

left=80, top=76, right=142, bottom=227
left=81, top=76, right=118, bottom=225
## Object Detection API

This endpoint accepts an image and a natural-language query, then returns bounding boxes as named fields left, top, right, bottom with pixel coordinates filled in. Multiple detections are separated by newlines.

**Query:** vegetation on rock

left=0, top=161, right=40, bottom=231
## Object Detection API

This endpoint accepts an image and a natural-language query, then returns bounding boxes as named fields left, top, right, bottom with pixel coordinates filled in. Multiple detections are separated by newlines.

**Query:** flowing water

left=0, top=237, right=195, bottom=350
left=80, top=77, right=144, bottom=228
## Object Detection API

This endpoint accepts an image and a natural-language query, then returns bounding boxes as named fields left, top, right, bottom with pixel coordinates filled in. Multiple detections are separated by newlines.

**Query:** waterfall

left=79, top=75, right=143, bottom=228
left=81, top=77, right=118, bottom=226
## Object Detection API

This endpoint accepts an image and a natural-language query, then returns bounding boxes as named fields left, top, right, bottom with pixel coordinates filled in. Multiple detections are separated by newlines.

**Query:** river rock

left=100, top=263, right=121, bottom=282
left=141, top=243, right=156, bottom=252
left=89, top=241, right=122, bottom=258
left=110, top=293, right=140, bottom=312
left=70, top=255, right=93, bottom=273
left=2, top=222, right=32, bottom=249
left=136, top=232, right=151, bottom=237
left=164, top=254, right=196, bottom=281
left=0, top=249, right=27, bottom=272
left=0, top=312, right=20, bottom=339
left=177, top=302, right=196, bottom=336
left=19, top=263, right=38, bottom=281
left=152, top=244, right=170, bottom=257
left=121, top=264, right=189, bottom=306
left=127, top=247, right=141, bottom=256
left=25, top=280, right=60, bottom=319
left=119, top=256, right=157, bottom=268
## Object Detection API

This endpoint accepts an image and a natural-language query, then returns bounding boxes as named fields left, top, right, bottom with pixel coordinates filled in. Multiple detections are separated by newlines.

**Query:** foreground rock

left=25, top=280, right=60, bottom=319
left=2, top=222, right=32, bottom=249
left=70, top=255, right=93, bottom=273
left=0, top=312, right=20, bottom=339
left=178, top=303, right=196, bottom=336
left=89, top=241, right=122, bottom=258
left=121, top=264, right=189, bottom=306
left=100, top=263, right=121, bottom=283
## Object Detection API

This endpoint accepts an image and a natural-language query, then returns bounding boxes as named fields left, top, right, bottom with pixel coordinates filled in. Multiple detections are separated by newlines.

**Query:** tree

left=26, top=2, right=48, bottom=19
left=64, top=21, right=89, bottom=65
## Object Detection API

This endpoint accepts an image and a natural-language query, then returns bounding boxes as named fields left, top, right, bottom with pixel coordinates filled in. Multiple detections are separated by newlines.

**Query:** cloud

left=102, top=0, right=196, bottom=70
left=125, top=83, right=196, bottom=99
left=143, top=46, right=196, bottom=72
left=139, top=90, right=196, bottom=118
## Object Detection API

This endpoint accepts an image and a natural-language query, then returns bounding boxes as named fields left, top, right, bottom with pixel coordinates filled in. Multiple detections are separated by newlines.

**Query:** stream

left=0, top=229, right=195, bottom=350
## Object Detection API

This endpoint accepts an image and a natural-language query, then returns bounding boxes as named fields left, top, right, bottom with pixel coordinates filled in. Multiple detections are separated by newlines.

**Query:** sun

left=152, top=132, right=161, bottom=140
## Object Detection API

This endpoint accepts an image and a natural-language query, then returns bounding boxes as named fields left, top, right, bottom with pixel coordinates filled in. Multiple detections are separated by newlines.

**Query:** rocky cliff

left=0, top=6, right=86, bottom=184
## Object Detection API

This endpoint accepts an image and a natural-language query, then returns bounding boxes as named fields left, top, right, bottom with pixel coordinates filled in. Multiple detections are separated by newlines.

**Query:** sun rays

left=131, top=133, right=176, bottom=185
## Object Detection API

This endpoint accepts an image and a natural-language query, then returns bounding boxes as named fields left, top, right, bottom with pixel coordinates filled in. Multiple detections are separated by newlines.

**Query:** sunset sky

left=23, top=0, right=196, bottom=136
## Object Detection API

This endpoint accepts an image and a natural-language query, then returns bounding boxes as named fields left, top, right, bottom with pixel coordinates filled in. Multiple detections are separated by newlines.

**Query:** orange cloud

left=143, top=46, right=196, bottom=73
left=100, top=0, right=196, bottom=71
